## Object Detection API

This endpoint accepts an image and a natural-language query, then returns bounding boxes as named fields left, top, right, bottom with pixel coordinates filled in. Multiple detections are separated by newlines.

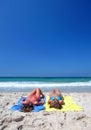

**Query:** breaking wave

left=0, top=81, right=91, bottom=88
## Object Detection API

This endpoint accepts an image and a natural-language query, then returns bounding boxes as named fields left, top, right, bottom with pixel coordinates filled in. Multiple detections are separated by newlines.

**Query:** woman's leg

left=49, top=89, right=55, bottom=96
left=35, top=88, right=44, bottom=99
left=56, top=89, right=61, bottom=95
left=33, top=88, right=44, bottom=105
left=28, top=88, right=37, bottom=96
left=56, top=89, right=63, bottom=98
left=28, top=88, right=43, bottom=97
left=38, top=88, right=44, bottom=97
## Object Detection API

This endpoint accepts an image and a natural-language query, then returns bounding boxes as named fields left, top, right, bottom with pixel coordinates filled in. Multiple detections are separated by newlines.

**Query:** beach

left=0, top=0, right=91, bottom=129
left=0, top=92, right=91, bottom=130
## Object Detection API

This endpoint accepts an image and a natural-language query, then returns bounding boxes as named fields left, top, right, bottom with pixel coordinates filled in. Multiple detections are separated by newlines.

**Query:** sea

left=0, top=77, right=91, bottom=93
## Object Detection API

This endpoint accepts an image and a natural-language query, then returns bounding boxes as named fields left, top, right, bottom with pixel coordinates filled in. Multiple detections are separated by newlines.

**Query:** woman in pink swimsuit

left=21, top=88, right=44, bottom=105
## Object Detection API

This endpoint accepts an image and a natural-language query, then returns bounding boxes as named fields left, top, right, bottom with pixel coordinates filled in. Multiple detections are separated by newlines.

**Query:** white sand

left=0, top=92, right=91, bottom=130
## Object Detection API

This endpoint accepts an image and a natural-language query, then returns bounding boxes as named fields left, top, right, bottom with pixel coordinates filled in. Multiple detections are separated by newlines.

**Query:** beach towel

left=10, top=96, right=46, bottom=112
left=44, top=96, right=83, bottom=112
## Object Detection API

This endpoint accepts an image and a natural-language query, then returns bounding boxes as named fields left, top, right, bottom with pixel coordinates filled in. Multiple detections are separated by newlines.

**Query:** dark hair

left=21, top=104, right=34, bottom=112
left=50, top=98, right=62, bottom=109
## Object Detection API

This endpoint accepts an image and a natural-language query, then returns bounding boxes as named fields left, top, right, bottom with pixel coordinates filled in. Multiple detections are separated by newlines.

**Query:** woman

left=48, top=89, right=64, bottom=109
left=21, top=88, right=45, bottom=106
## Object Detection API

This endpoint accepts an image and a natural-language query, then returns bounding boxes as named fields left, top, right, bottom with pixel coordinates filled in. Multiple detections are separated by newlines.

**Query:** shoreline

left=0, top=92, right=91, bottom=130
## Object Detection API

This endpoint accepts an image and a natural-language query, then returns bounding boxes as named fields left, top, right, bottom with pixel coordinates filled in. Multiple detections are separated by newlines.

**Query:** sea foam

left=0, top=81, right=91, bottom=88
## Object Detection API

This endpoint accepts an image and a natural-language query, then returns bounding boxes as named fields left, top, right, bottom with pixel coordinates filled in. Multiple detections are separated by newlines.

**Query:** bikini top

left=50, top=96, right=62, bottom=101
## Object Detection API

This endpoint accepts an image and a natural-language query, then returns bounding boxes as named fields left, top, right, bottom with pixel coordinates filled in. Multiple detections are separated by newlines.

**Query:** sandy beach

left=0, top=92, right=91, bottom=130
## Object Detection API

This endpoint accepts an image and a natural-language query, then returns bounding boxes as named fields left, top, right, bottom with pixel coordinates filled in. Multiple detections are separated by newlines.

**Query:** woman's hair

left=21, top=104, right=34, bottom=112
left=50, top=98, right=62, bottom=109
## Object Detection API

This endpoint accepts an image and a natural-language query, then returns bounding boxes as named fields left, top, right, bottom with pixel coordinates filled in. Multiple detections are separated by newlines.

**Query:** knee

left=36, top=88, right=40, bottom=90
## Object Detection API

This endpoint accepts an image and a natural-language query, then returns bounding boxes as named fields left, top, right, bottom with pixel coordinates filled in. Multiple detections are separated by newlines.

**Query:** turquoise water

left=0, top=77, right=91, bottom=82
left=0, top=77, right=91, bottom=92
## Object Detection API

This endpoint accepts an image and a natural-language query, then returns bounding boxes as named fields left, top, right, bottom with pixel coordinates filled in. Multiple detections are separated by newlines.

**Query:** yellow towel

left=44, top=96, right=83, bottom=112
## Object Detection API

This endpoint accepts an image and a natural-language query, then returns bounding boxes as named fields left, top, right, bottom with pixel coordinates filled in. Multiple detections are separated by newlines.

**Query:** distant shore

left=0, top=92, right=91, bottom=130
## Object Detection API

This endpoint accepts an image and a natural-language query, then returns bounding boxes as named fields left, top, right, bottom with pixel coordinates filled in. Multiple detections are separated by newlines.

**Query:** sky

left=0, top=0, right=91, bottom=77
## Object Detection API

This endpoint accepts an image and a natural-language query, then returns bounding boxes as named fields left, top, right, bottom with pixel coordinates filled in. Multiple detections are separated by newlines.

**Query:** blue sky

left=0, top=0, right=91, bottom=77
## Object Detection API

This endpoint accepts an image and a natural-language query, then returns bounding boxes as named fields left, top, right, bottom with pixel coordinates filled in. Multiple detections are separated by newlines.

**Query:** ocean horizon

left=0, top=77, right=91, bottom=92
